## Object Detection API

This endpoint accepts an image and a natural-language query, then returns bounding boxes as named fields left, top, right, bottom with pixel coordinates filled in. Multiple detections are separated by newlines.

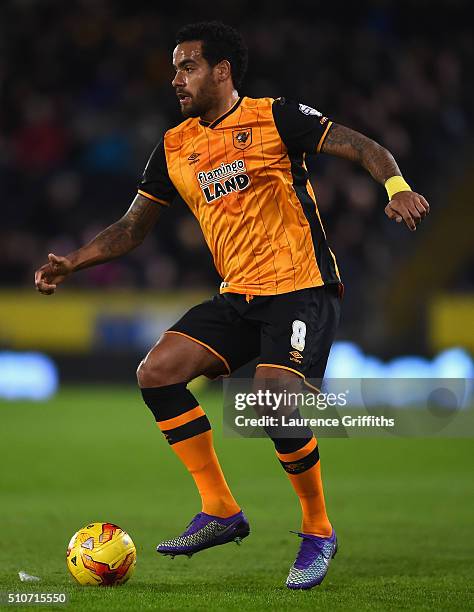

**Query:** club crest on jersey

left=197, top=159, right=250, bottom=203
left=232, top=127, right=252, bottom=150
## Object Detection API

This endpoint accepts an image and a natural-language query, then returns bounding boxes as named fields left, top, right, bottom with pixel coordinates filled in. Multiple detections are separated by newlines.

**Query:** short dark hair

left=175, top=21, right=248, bottom=89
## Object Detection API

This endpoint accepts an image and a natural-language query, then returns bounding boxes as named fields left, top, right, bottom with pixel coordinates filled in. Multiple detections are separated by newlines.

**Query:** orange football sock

left=170, top=430, right=240, bottom=518
left=142, top=385, right=240, bottom=518
left=156, top=405, right=240, bottom=518
left=277, top=437, right=332, bottom=537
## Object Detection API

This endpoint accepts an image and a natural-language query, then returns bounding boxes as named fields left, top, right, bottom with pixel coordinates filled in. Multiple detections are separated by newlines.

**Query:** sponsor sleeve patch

left=298, top=103, right=322, bottom=117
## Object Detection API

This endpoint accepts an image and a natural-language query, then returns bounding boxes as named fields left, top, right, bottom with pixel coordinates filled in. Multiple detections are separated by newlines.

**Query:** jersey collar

left=199, top=96, right=243, bottom=129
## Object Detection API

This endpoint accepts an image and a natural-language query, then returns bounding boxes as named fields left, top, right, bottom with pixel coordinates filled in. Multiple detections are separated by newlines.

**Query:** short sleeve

left=272, top=98, right=333, bottom=155
left=138, top=138, right=178, bottom=206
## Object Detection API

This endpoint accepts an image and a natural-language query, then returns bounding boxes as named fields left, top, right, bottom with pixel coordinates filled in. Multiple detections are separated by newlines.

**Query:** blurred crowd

left=1, top=0, right=472, bottom=338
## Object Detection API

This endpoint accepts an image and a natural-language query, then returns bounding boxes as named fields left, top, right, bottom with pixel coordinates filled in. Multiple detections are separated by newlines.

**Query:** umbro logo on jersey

left=188, top=152, right=200, bottom=165
left=289, top=350, right=303, bottom=364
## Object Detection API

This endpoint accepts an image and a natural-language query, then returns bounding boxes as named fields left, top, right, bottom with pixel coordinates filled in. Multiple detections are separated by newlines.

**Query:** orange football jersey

left=138, top=96, right=340, bottom=295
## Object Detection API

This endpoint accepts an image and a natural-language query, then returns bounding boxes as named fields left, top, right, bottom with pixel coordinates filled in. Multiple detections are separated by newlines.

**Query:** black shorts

left=167, top=284, right=342, bottom=383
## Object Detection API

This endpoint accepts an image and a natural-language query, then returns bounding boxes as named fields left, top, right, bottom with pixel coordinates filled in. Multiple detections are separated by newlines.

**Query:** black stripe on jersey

left=289, top=153, right=339, bottom=284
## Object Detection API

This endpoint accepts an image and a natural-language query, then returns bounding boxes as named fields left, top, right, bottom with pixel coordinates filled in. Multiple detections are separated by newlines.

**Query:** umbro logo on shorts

left=289, top=350, right=303, bottom=364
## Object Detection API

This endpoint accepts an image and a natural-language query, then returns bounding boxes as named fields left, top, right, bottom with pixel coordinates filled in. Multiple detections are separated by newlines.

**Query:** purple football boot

left=286, top=529, right=338, bottom=589
left=157, top=510, right=250, bottom=558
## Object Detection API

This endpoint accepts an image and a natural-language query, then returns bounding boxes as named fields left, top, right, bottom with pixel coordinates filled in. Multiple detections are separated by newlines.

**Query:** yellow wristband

left=385, top=175, right=411, bottom=200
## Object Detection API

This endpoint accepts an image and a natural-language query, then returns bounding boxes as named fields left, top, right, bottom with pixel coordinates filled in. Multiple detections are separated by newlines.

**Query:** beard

left=179, top=76, right=219, bottom=119
left=180, top=99, right=205, bottom=118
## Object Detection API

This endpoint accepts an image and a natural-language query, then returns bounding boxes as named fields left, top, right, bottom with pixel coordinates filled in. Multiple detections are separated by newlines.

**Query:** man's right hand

left=35, top=253, right=74, bottom=295
left=34, top=195, right=164, bottom=295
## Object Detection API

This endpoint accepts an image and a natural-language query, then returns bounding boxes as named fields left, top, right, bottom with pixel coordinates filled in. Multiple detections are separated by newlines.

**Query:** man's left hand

left=385, top=191, right=430, bottom=231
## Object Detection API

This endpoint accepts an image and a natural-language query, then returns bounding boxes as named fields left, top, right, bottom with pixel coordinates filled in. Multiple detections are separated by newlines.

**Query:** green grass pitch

left=0, top=385, right=473, bottom=611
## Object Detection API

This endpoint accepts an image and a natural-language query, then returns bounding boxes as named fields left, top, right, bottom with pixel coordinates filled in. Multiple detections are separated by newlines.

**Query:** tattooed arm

left=321, top=124, right=430, bottom=231
left=35, top=194, right=163, bottom=294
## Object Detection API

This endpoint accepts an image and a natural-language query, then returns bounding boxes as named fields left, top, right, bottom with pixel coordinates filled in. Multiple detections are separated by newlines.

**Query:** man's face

left=172, top=41, right=218, bottom=118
